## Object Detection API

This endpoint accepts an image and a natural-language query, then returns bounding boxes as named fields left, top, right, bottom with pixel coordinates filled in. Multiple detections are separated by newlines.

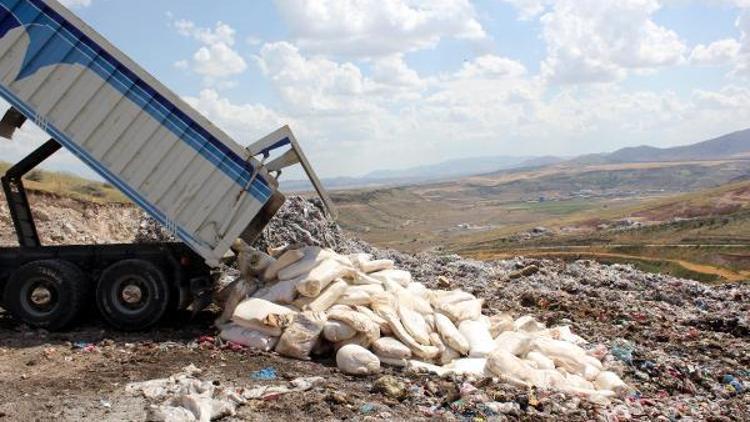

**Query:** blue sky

left=2, top=0, right=750, bottom=179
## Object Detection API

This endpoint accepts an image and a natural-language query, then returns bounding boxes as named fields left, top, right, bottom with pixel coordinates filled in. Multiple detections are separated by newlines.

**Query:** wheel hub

left=30, top=286, right=52, bottom=306
left=121, top=284, right=143, bottom=304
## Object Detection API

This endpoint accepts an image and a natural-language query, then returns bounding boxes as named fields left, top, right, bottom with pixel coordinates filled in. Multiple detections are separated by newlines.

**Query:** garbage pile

left=217, top=245, right=630, bottom=404
left=126, top=364, right=324, bottom=422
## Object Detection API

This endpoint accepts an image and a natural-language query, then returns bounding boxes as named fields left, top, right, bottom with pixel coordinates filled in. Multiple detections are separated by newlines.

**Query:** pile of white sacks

left=217, top=245, right=629, bottom=403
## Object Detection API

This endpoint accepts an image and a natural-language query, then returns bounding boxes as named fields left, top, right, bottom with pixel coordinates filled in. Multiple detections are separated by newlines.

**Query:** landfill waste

left=207, top=196, right=750, bottom=419
left=126, top=364, right=324, bottom=421
left=250, top=367, right=278, bottom=381
left=219, top=243, right=630, bottom=403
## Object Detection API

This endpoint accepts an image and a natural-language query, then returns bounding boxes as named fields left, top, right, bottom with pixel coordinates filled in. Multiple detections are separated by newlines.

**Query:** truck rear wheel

left=3, top=259, right=87, bottom=330
left=96, top=259, right=170, bottom=331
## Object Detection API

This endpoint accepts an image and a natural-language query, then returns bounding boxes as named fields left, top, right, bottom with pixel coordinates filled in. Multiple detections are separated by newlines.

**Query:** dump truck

left=0, top=0, right=334, bottom=330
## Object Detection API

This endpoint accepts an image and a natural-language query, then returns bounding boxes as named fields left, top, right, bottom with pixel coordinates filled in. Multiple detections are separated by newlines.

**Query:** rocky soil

left=0, top=195, right=748, bottom=420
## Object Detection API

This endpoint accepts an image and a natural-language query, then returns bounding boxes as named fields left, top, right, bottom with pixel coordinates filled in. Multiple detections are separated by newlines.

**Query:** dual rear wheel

left=3, top=259, right=170, bottom=331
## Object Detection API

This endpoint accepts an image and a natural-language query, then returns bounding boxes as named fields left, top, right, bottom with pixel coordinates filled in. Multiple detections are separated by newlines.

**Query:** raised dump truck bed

left=0, top=0, right=333, bottom=330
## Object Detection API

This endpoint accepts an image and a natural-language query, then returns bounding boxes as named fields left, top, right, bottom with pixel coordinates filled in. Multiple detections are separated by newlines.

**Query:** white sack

left=435, top=313, right=470, bottom=355
left=487, top=313, right=514, bottom=337
left=349, top=254, right=394, bottom=274
left=355, top=305, right=392, bottom=336
left=371, top=296, right=439, bottom=360
left=327, top=307, right=380, bottom=346
left=306, top=279, right=348, bottom=312
left=440, top=345, right=461, bottom=365
left=407, top=360, right=449, bottom=377
left=337, top=284, right=385, bottom=306
left=531, top=337, right=590, bottom=376
left=323, top=320, right=357, bottom=343
left=370, top=269, right=411, bottom=287
left=377, top=355, right=408, bottom=367
left=458, top=320, right=495, bottom=358
left=219, top=324, right=278, bottom=351
left=275, top=311, right=327, bottom=360
left=513, top=315, right=545, bottom=333
left=526, top=369, right=566, bottom=389
left=406, top=282, right=429, bottom=299
left=296, top=260, right=355, bottom=298
left=438, top=299, right=483, bottom=323
left=372, top=337, right=412, bottom=360
left=235, top=242, right=275, bottom=279
left=214, top=278, right=258, bottom=326
left=336, top=344, right=380, bottom=376
left=277, top=247, right=333, bottom=281
left=263, top=249, right=305, bottom=281
left=398, top=304, right=431, bottom=345
left=254, top=279, right=298, bottom=304
left=525, top=351, right=555, bottom=370
left=494, top=331, right=532, bottom=356
left=485, top=349, right=535, bottom=386
left=232, top=298, right=296, bottom=336
left=447, top=358, right=487, bottom=376
left=594, top=371, right=629, bottom=396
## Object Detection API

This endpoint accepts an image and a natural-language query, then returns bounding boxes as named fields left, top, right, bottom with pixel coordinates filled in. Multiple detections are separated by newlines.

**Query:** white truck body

left=0, top=0, right=287, bottom=266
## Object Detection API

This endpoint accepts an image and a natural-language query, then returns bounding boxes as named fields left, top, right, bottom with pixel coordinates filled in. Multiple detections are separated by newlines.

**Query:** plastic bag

left=219, top=324, right=278, bottom=351
left=336, top=344, right=380, bottom=375
left=458, top=320, right=495, bottom=358
left=296, top=260, right=355, bottom=297
left=494, top=331, right=531, bottom=356
left=323, top=320, right=357, bottom=343
left=263, top=249, right=305, bottom=281
left=434, top=313, right=470, bottom=355
left=372, top=337, right=412, bottom=359
left=307, top=279, right=349, bottom=312
left=232, top=298, right=296, bottom=336
left=275, top=311, right=327, bottom=360
left=407, top=360, right=449, bottom=377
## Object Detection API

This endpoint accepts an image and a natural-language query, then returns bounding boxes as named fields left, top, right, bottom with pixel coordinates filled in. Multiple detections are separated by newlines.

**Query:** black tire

left=3, top=259, right=88, bottom=330
left=96, top=259, right=170, bottom=331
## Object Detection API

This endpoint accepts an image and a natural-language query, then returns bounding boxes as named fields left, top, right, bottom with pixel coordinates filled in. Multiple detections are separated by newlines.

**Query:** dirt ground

left=0, top=310, right=436, bottom=421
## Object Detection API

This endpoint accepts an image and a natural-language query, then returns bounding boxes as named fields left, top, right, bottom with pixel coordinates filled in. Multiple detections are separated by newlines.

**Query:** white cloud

left=183, top=89, right=290, bottom=143
left=172, top=20, right=247, bottom=82
left=59, top=0, right=92, bottom=8
left=274, top=0, right=486, bottom=57
left=689, top=38, right=741, bottom=65
left=255, top=41, right=379, bottom=114
left=500, top=0, right=552, bottom=20
left=538, top=0, right=687, bottom=84
left=454, top=55, right=527, bottom=79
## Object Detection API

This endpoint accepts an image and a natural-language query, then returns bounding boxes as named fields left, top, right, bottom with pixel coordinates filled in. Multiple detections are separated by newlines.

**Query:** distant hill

left=574, top=128, right=750, bottom=164
left=282, top=155, right=560, bottom=192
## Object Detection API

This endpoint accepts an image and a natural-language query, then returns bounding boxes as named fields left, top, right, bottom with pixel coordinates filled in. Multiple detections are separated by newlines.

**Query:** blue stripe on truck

left=0, top=0, right=273, bottom=203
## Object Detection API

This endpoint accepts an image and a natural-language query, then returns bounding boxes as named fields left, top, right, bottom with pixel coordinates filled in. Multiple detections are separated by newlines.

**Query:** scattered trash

left=250, top=367, right=278, bottom=381
left=126, top=365, right=324, bottom=421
